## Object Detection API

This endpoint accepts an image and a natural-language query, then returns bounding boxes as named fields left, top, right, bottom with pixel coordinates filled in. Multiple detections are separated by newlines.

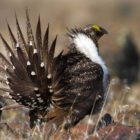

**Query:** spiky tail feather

left=0, top=10, right=64, bottom=127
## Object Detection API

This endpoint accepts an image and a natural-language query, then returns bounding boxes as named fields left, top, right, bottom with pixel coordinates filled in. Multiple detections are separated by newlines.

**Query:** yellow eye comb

left=92, top=24, right=101, bottom=31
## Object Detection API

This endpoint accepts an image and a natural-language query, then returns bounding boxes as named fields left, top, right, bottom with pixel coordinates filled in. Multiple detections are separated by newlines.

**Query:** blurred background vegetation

left=0, top=0, right=139, bottom=138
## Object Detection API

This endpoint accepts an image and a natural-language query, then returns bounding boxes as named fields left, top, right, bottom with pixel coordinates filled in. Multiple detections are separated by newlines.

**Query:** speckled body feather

left=53, top=49, right=105, bottom=128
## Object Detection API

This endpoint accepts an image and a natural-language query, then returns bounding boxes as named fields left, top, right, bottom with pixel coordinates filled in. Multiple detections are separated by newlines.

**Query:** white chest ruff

left=73, top=33, right=109, bottom=90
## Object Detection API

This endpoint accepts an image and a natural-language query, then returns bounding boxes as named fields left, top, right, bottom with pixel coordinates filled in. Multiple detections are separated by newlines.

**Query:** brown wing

left=51, top=53, right=104, bottom=128
left=52, top=52, right=104, bottom=110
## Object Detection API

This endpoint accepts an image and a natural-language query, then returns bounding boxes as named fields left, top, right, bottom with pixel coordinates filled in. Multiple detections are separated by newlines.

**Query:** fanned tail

left=0, top=11, right=63, bottom=114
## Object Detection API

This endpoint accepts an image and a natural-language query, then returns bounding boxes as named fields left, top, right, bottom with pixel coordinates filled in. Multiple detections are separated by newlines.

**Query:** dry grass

left=0, top=78, right=139, bottom=139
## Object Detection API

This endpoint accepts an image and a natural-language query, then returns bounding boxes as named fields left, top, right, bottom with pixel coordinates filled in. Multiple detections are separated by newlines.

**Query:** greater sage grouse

left=116, top=33, right=139, bottom=85
left=0, top=11, right=109, bottom=129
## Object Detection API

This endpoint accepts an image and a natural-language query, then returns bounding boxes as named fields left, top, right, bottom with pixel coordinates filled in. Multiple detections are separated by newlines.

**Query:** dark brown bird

left=0, top=11, right=109, bottom=129
left=116, top=32, right=139, bottom=85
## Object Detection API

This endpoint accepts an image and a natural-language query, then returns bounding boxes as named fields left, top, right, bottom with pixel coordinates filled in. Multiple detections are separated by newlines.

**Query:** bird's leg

left=29, top=110, right=43, bottom=128
left=96, top=113, right=113, bottom=130
left=63, top=103, right=91, bottom=130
